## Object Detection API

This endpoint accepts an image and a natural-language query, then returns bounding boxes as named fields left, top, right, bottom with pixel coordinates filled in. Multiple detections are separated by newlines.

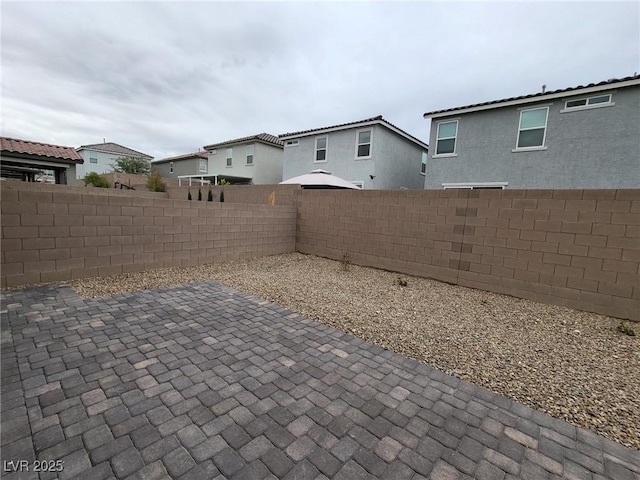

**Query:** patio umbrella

left=279, top=169, right=361, bottom=189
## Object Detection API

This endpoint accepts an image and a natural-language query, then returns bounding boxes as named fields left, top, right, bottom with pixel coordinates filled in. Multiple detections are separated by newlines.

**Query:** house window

left=516, top=107, right=548, bottom=148
left=436, top=121, right=457, bottom=155
left=246, top=144, right=254, bottom=165
left=564, top=94, right=613, bottom=110
left=199, top=159, right=207, bottom=173
left=315, top=137, right=327, bottom=162
left=355, top=129, right=372, bottom=158
left=420, top=152, right=427, bottom=175
left=170, top=162, right=174, bottom=173
left=226, top=148, right=232, bottom=167
left=89, top=152, right=98, bottom=164
left=285, top=139, right=299, bottom=147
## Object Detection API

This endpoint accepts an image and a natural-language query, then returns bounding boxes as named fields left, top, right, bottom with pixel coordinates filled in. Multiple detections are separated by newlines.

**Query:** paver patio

left=1, top=282, right=638, bottom=480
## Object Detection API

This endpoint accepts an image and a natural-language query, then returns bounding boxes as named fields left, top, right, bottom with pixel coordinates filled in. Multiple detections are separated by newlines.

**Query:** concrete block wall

left=1, top=184, right=296, bottom=288
left=296, top=189, right=640, bottom=320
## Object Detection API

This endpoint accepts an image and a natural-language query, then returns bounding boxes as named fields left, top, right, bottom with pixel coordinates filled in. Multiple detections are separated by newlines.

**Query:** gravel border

left=69, top=252, right=639, bottom=449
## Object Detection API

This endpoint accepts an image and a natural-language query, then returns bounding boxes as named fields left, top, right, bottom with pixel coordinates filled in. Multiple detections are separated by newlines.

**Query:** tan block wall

left=296, top=189, right=640, bottom=321
left=1, top=184, right=296, bottom=288
left=166, top=184, right=302, bottom=207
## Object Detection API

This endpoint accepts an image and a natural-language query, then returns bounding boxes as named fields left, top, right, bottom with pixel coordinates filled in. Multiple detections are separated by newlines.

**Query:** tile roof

left=0, top=137, right=83, bottom=163
left=203, top=133, right=283, bottom=150
left=77, top=142, right=153, bottom=159
left=423, top=74, right=640, bottom=117
left=152, top=151, right=208, bottom=164
left=279, top=115, right=429, bottom=149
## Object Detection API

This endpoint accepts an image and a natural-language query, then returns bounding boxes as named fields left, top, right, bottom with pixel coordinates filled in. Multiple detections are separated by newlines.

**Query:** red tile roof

left=152, top=151, right=208, bottom=164
left=423, top=74, right=640, bottom=117
left=203, top=133, right=283, bottom=150
left=0, top=137, right=83, bottom=163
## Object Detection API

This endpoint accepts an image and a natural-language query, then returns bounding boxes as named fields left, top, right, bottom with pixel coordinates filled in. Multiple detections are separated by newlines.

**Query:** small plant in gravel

left=396, top=277, right=408, bottom=287
left=617, top=321, right=636, bottom=336
left=340, top=252, right=351, bottom=271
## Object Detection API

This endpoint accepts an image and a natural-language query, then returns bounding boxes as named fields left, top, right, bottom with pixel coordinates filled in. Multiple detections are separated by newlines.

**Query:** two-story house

left=202, top=133, right=283, bottom=185
left=151, top=151, right=208, bottom=180
left=279, top=115, right=428, bottom=190
left=76, top=141, right=153, bottom=179
left=422, top=75, right=640, bottom=189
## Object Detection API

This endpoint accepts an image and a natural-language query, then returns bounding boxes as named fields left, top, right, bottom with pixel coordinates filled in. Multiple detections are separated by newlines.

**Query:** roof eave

left=203, top=138, right=282, bottom=151
left=423, top=77, right=640, bottom=119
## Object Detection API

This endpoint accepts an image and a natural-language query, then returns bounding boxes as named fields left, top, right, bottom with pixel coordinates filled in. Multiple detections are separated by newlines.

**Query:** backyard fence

left=1, top=182, right=638, bottom=320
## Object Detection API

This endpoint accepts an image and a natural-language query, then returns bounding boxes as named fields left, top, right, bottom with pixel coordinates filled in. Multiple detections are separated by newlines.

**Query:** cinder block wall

left=166, top=184, right=302, bottom=207
left=1, top=184, right=296, bottom=288
left=297, top=189, right=640, bottom=320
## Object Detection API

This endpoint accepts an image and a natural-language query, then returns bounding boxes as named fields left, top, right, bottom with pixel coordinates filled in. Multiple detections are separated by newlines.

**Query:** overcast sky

left=1, top=1, right=638, bottom=160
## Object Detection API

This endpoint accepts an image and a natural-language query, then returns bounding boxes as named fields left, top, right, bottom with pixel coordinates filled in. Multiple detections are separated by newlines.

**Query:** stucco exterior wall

left=207, top=142, right=283, bottom=184
left=77, top=150, right=122, bottom=178
left=153, top=158, right=203, bottom=179
left=283, top=125, right=426, bottom=189
left=425, top=86, right=640, bottom=189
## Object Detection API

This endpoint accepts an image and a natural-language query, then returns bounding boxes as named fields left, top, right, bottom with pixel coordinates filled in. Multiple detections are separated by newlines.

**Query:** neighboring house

left=76, top=142, right=153, bottom=178
left=0, top=137, right=83, bottom=184
left=279, top=115, right=428, bottom=190
left=423, top=75, right=640, bottom=189
left=203, top=133, right=283, bottom=185
left=151, top=151, right=208, bottom=179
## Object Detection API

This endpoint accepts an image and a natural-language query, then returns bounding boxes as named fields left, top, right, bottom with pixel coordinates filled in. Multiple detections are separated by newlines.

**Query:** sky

left=1, top=1, right=638, bottom=161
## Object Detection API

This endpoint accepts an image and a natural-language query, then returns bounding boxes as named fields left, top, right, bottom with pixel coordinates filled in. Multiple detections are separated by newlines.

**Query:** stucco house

left=1, top=137, right=83, bottom=184
left=202, top=133, right=283, bottom=185
left=151, top=151, right=208, bottom=180
left=76, top=142, right=153, bottom=179
left=279, top=115, right=428, bottom=190
left=423, top=75, right=640, bottom=189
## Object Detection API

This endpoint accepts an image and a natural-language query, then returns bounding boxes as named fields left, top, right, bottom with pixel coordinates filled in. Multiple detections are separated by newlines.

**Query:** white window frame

left=420, top=152, right=427, bottom=175
left=199, top=158, right=207, bottom=173
left=89, top=152, right=98, bottom=164
left=354, top=129, right=372, bottom=160
left=433, top=120, right=458, bottom=158
left=170, top=162, right=174, bottom=174
left=514, top=106, right=549, bottom=152
left=314, top=136, right=328, bottom=163
left=560, top=93, right=614, bottom=113
left=351, top=181, right=364, bottom=189
left=226, top=148, right=232, bottom=167
left=284, top=139, right=299, bottom=147
left=246, top=144, right=254, bottom=165
left=442, top=182, right=508, bottom=190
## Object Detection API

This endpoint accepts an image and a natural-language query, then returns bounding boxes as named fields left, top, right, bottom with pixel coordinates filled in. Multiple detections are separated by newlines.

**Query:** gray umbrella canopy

left=280, top=169, right=361, bottom=189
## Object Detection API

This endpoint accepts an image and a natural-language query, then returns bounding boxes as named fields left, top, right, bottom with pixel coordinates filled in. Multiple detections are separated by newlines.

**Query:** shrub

left=396, top=277, right=408, bottom=287
left=83, top=172, right=110, bottom=188
left=188, top=190, right=192, bottom=200
left=617, top=321, right=636, bottom=336
left=146, top=172, right=166, bottom=192
left=198, top=188, right=202, bottom=201
left=208, top=189, right=213, bottom=201
left=340, top=252, right=351, bottom=271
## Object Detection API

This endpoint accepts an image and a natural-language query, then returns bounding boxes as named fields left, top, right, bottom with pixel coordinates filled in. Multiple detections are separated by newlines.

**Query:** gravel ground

left=70, top=252, right=639, bottom=449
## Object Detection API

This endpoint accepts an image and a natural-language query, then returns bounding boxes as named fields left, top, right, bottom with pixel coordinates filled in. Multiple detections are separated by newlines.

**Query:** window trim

left=225, top=148, right=232, bottom=167
left=246, top=144, right=254, bottom=166
left=354, top=128, right=372, bottom=160
left=420, top=152, right=427, bottom=175
left=89, top=152, right=98, bottom=164
left=314, top=136, right=328, bottom=163
left=433, top=120, right=458, bottom=158
left=170, top=162, right=174, bottom=174
left=515, top=106, right=549, bottom=151
left=198, top=158, right=207, bottom=173
left=560, top=93, right=614, bottom=113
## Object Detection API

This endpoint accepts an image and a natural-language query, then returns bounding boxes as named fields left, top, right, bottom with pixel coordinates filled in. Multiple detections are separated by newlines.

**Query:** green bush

left=146, top=172, right=166, bottom=192
left=83, top=172, right=110, bottom=188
